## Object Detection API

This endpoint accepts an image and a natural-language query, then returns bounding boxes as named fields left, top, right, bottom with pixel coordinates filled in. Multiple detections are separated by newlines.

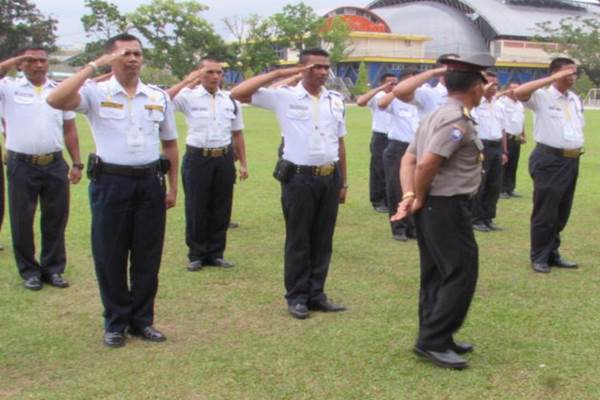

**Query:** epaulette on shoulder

left=435, top=106, right=466, bottom=129
left=147, top=84, right=167, bottom=95
left=328, top=90, right=343, bottom=98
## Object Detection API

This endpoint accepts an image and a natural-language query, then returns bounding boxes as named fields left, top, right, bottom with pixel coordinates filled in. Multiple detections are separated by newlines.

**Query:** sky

left=33, top=0, right=360, bottom=47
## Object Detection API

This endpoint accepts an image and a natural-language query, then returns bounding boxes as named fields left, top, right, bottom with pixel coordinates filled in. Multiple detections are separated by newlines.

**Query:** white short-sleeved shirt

left=472, top=97, right=503, bottom=141
left=385, top=98, right=419, bottom=143
left=367, top=91, right=391, bottom=134
left=498, top=97, right=525, bottom=136
left=0, top=77, right=75, bottom=154
left=524, top=85, right=584, bottom=149
left=173, top=85, right=243, bottom=148
left=413, top=82, right=447, bottom=119
left=251, top=82, right=346, bottom=166
left=74, top=76, right=177, bottom=165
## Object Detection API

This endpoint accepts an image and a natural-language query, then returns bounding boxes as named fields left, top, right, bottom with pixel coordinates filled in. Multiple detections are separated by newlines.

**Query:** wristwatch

left=72, top=163, right=84, bottom=170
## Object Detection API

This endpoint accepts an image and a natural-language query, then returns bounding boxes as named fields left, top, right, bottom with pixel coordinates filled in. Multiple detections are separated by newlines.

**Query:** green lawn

left=1, top=106, right=600, bottom=399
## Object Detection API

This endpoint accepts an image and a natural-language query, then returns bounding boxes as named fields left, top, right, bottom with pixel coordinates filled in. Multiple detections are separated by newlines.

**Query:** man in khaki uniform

left=392, top=54, right=495, bottom=370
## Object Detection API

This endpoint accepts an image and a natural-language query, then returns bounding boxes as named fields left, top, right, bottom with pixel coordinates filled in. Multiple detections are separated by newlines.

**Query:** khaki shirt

left=408, top=98, right=483, bottom=196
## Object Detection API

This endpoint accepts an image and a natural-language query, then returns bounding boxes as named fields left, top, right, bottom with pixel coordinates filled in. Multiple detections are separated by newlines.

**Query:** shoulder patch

left=450, top=124, right=465, bottom=142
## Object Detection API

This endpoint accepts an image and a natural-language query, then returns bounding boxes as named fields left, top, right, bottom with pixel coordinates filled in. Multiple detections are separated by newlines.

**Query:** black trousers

left=281, top=170, right=341, bottom=305
left=414, top=196, right=479, bottom=351
left=528, top=145, right=579, bottom=264
left=473, top=141, right=502, bottom=224
left=0, top=150, right=4, bottom=235
left=383, top=139, right=414, bottom=236
left=502, top=136, right=521, bottom=194
left=182, top=149, right=235, bottom=262
left=369, top=132, right=388, bottom=207
left=90, top=171, right=166, bottom=333
left=7, top=153, right=69, bottom=280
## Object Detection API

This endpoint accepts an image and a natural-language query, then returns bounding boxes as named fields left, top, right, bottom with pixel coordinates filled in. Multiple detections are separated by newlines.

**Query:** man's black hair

left=380, top=73, right=397, bottom=82
left=299, top=48, right=330, bottom=64
left=549, top=57, right=575, bottom=73
left=105, top=33, right=143, bottom=53
left=398, top=68, right=418, bottom=81
left=18, top=45, right=48, bottom=55
left=445, top=71, right=486, bottom=92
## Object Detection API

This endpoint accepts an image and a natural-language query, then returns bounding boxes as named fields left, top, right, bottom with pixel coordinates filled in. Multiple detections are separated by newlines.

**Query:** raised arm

left=46, top=50, right=126, bottom=111
left=0, top=55, right=32, bottom=79
left=356, top=81, right=393, bottom=107
left=167, top=67, right=205, bottom=100
left=269, top=73, right=302, bottom=90
left=514, top=66, right=576, bottom=102
left=391, top=67, right=446, bottom=103
left=231, top=64, right=311, bottom=103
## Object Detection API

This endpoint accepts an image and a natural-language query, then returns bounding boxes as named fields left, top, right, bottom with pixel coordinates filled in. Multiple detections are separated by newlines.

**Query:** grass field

left=1, top=106, right=600, bottom=399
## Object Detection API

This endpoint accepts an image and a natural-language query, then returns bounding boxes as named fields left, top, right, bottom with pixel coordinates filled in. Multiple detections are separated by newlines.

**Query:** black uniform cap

left=438, top=53, right=496, bottom=82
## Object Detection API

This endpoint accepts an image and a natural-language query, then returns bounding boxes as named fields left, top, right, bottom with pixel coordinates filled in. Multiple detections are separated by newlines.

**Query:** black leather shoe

left=228, top=221, right=240, bottom=229
left=187, top=260, right=203, bottom=272
left=532, top=263, right=551, bottom=273
left=473, top=223, right=491, bottom=232
left=510, top=191, right=522, bottom=198
left=46, top=273, right=69, bottom=288
left=452, top=341, right=474, bottom=354
left=413, top=346, right=468, bottom=370
left=307, top=300, right=347, bottom=312
left=486, top=221, right=502, bottom=231
left=549, top=258, right=578, bottom=269
left=24, top=276, right=42, bottom=291
left=288, top=304, right=309, bottom=319
left=205, top=258, right=234, bottom=268
left=499, top=192, right=511, bottom=199
left=393, top=233, right=409, bottom=242
left=373, top=205, right=388, bottom=213
left=103, top=331, right=126, bottom=348
left=129, top=326, right=167, bottom=342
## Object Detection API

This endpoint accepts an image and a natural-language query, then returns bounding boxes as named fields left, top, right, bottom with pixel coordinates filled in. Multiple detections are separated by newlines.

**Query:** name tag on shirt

left=14, top=91, right=35, bottom=104
left=144, top=104, right=164, bottom=112
left=100, top=101, right=124, bottom=109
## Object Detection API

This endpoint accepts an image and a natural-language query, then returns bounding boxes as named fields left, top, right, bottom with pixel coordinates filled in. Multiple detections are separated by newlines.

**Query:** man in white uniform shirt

left=514, top=57, right=583, bottom=273
left=498, top=82, right=525, bottom=198
left=232, top=48, right=348, bottom=319
left=0, top=46, right=83, bottom=291
left=356, top=73, right=398, bottom=212
left=167, top=59, right=247, bottom=270
left=377, top=69, right=419, bottom=241
left=47, top=33, right=179, bottom=347
left=471, top=72, right=507, bottom=232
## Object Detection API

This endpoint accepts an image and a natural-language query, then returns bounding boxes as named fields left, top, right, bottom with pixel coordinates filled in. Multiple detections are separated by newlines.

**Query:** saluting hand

left=278, top=64, right=314, bottom=79
left=185, top=67, right=206, bottom=86
left=93, top=48, right=130, bottom=68
left=552, top=65, right=577, bottom=80
left=0, top=54, right=34, bottom=75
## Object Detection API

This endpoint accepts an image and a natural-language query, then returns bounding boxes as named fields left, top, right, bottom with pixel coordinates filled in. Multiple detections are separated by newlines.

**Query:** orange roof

left=325, top=15, right=389, bottom=33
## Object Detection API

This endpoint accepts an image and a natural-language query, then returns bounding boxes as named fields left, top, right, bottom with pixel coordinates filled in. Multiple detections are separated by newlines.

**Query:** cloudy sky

left=33, top=0, right=361, bottom=47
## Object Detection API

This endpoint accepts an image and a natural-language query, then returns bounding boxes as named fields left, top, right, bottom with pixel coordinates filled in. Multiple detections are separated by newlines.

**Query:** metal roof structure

left=366, top=0, right=600, bottom=40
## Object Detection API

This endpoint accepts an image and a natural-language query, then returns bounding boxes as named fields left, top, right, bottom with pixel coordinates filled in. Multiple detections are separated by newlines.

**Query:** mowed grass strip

left=0, top=106, right=599, bottom=399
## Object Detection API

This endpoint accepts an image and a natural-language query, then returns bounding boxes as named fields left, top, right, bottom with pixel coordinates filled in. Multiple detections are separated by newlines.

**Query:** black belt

left=8, top=150, right=62, bottom=166
left=481, top=139, right=502, bottom=147
left=388, top=139, right=410, bottom=145
left=100, top=161, right=160, bottom=177
left=536, top=143, right=582, bottom=159
left=186, top=145, right=230, bottom=157
left=293, top=162, right=337, bottom=176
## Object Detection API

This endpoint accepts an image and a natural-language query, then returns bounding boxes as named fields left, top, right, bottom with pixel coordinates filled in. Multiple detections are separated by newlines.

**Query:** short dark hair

left=18, top=45, right=48, bottom=55
left=549, top=57, right=575, bottom=73
left=199, top=57, right=221, bottom=66
left=445, top=71, right=486, bottom=93
left=105, top=33, right=143, bottom=53
left=398, top=68, right=418, bottom=81
left=299, top=48, right=329, bottom=64
left=380, top=73, right=396, bottom=82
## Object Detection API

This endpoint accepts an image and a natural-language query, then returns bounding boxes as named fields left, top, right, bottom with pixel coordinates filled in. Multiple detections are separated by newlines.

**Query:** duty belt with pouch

left=273, top=159, right=337, bottom=183
left=186, top=145, right=229, bottom=158
left=9, top=150, right=61, bottom=166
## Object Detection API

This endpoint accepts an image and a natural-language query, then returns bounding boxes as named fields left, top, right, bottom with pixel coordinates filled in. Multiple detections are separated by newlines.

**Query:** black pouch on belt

left=87, top=153, right=101, bottom=180
left=273, top=158, right=294, bottom=183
